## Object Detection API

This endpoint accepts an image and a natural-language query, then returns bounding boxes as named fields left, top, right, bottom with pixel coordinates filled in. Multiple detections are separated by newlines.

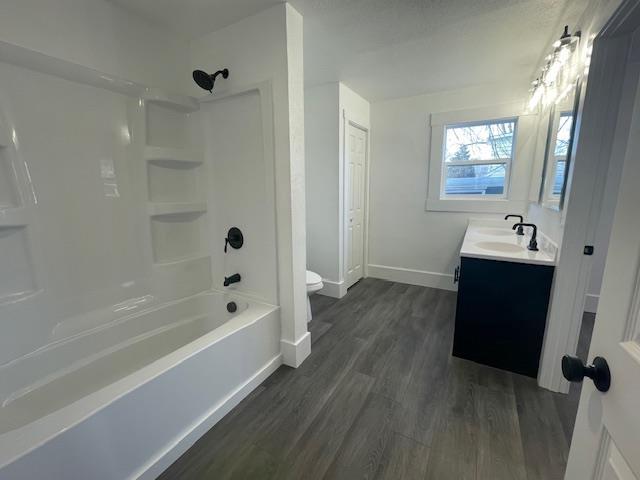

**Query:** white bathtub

left=0, top=291, right=281, bottom=479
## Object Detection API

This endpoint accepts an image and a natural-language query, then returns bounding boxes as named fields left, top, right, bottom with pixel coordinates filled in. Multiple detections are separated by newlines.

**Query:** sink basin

left=476, top=228, right=514, bottom=237
left=475, top=241, right=525, bottom=253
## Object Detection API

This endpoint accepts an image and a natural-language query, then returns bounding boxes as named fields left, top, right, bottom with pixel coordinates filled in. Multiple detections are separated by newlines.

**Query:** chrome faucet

left=512, top=223, right=538, bottom=251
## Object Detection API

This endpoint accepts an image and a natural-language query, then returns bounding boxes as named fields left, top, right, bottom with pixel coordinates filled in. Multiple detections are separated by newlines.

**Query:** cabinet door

left=453, top=257, right=554, bottom=377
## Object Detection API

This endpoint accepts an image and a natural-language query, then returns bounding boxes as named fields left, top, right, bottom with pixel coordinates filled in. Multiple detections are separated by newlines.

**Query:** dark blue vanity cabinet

left=452, top=256, right=555, bottom=378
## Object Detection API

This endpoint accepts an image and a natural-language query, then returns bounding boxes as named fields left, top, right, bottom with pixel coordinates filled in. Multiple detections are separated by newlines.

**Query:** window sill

left=425, top=197, right=527, bottom=213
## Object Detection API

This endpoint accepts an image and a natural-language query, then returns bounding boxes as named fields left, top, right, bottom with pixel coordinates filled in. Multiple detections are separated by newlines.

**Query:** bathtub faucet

left=223, top=273, right=241, bottom=287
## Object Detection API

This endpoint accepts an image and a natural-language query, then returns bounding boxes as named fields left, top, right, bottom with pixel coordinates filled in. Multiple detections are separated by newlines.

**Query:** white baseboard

left=316, top=278, right=347, bottom=298
left=367, top=264, right=456, bottom=291
left=317, top=279, right=347, bottom=298
left=138, top=353, right=282, bottom=480
left=280, top=331, right=311, bottom=367
left=584, top=294, right=599, bottom=314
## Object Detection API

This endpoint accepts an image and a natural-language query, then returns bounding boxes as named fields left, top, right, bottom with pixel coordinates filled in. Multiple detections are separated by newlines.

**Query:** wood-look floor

left=158, top=278, right=594, bottom=480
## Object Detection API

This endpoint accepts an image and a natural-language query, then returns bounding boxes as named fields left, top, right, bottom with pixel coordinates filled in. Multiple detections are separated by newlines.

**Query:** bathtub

left=0, top=291, right=281, bottom=479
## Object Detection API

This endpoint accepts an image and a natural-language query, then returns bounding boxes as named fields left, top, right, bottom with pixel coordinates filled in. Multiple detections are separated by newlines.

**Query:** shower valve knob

left=224, top=227, right=244, bottom=253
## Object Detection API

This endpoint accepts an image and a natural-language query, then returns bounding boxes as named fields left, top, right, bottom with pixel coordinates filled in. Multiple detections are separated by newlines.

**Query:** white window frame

left=426, top=104, right=537, bottom=213
left=439, top=118, right=516, bottom=200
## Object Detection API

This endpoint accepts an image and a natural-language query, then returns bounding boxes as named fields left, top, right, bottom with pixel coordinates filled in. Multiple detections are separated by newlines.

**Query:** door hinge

left=584, top=245, right=594, bottom=256
left=454, top=266, right=460, bottom=283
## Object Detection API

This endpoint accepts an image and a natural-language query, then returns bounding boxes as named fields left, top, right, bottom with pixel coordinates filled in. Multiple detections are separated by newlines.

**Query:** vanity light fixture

left=527, top=26, right=581, bottom=112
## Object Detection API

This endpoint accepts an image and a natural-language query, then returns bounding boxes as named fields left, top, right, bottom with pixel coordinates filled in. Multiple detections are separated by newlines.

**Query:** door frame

left=538, top=0, right=640, bottom=393
left=341, top=111, right=370, bottom=292
left=565, top=15, right=640, bottom=477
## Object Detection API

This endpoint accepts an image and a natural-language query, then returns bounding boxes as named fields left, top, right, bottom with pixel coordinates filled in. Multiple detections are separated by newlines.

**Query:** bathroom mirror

left=538, top=79, right=581, bottom=211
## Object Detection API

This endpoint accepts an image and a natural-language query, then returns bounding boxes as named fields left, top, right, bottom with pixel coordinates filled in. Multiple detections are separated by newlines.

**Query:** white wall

left=583, top=37, right=640, bottom=313
left=340, top=83, right=371, bottom=132
left=528, top=0, right=633, bottom=315
left=537, top=0, right=631, bottom=393
left=0, top=0, right=187, bottom=92
left=368, top=83, right=530, bottom=290
left=305, top=83, right=340, bottom=282
left=305, top=82, right=370, bottom=297
left=525, top=2, right=625, bottom=252
left=188, top=4, right=309, bottom=366
left=527, top=204, right=564, bottom=244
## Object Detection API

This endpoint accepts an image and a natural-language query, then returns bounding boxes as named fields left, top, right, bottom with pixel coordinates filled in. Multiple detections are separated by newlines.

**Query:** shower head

left=192, top=68, right=229, bottom=93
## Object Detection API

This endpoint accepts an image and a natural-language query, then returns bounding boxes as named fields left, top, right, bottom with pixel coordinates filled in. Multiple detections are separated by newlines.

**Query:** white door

left=564, top=66, right=640, bottom=480
left=345, top=123, right=366, bottom=289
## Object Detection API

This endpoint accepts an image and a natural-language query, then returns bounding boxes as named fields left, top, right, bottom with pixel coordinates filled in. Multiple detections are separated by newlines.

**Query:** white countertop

left=460, top=220, right=557, bottom=266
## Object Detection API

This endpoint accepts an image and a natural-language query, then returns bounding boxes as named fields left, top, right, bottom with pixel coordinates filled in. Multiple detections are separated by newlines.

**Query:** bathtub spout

left=223, top=273, right=241, bottom=287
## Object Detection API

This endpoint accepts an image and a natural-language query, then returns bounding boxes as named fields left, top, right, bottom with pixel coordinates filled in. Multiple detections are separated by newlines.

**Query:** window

left=442, top=119, right=516, bottom=198
left=427, top=104, right=535, bottom=213
left=551, top=112, right=573, bottom=197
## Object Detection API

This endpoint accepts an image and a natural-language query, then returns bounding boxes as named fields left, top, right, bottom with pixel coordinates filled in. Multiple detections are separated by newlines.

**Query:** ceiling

left=110, top=0, right=589, bottom=101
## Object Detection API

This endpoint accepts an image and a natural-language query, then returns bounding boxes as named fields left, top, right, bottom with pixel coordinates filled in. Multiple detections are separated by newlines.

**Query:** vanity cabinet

left=452, top=256, right=555, bottom=377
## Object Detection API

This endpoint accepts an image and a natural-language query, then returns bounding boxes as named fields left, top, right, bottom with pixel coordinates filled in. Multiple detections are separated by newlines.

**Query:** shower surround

left=0, top=3, right=307, bottom=478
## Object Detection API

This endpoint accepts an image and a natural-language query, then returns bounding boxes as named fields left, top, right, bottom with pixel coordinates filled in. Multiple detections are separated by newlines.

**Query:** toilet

left=306, top=270, right=323, bottom=322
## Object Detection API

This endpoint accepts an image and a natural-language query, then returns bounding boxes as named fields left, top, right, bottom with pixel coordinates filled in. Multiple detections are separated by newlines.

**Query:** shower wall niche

left=0, top=150, right=20, bottom=209
left=143, top=93, right=210, bottom=268
left=0, top=227, right=36, bottom=302
left=147, top=148, right=202, bottom=203
left=0, top=112, right=37, bottom=305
